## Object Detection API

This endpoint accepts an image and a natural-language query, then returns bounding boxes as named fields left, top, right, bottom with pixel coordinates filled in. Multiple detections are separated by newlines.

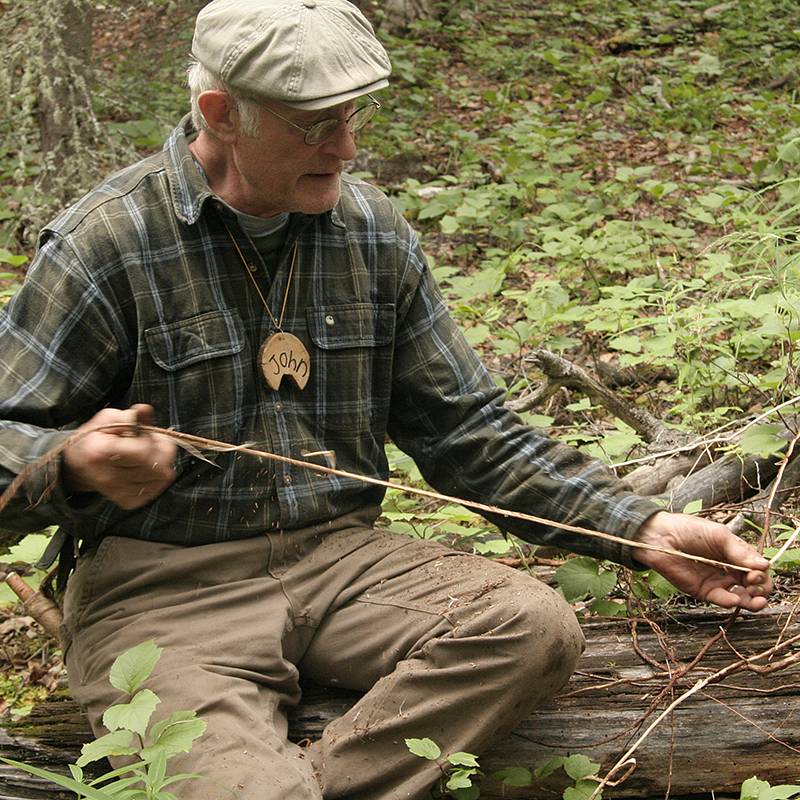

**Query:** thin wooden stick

left=759, top=430, right=800, bottom=553
left=0, top=423, right=753, bottom=575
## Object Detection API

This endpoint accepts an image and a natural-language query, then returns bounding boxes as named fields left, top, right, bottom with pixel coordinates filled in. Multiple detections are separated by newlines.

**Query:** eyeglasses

left=262, top=95, right=380, bottom=146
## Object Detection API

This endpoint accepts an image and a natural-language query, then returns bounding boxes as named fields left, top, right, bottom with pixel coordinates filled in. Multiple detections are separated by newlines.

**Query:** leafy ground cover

left=0, top=2, right=799, bottom=791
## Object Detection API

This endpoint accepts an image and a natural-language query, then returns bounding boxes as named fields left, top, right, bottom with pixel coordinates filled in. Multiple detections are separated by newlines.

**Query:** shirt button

left=274, top=401, right=283, bottom=412
left=283, top=475, right=292, bottom=485
left=325, top=314, right=335, bottom=326
left=247, top=263, right=258, bottom=273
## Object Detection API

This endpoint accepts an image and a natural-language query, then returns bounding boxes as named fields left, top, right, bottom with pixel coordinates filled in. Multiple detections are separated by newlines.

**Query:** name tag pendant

left=259, top=332, right=311, bottom=391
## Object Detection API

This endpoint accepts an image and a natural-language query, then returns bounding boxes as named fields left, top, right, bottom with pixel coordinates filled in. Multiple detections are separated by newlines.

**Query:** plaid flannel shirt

left=0, top=117, right=659, bottom=565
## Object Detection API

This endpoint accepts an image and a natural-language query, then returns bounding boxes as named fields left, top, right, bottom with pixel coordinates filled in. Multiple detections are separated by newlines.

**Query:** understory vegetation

left=1, top=0, right=800, bottom=797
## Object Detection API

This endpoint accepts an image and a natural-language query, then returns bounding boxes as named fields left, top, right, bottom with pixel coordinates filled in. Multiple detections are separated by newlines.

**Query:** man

left=0, top=1, right=771, bottom=798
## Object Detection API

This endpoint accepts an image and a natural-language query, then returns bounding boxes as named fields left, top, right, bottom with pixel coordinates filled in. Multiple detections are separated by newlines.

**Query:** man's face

left=230, top=99, right=358, bottom=217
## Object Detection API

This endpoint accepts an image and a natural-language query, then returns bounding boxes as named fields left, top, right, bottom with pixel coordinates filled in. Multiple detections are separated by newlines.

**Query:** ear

left=197, top=90, right=240, bottom=142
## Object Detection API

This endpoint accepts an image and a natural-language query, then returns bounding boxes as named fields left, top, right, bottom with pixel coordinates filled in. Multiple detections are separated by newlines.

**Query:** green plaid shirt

left=0, top=117, right=658, bottom=564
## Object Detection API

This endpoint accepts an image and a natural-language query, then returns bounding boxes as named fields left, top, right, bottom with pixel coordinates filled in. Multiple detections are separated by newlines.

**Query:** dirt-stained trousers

left=62, top=507, right=585, bottom=800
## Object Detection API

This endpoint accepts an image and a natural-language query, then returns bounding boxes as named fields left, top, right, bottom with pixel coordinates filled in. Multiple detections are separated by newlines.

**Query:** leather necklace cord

left=223, top=221, right=298, bottom=332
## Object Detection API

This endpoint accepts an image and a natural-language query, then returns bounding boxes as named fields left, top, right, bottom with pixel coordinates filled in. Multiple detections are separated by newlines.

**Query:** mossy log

left=0, top=606, right=798, bottom=799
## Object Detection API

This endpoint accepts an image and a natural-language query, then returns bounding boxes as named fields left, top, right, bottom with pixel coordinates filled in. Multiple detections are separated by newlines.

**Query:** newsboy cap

left=192, top=0, right=391, bottom=110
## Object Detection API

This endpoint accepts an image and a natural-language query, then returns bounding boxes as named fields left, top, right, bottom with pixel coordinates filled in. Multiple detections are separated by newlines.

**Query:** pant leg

left=62, top=535, right=322, bottom=800
left=277, top=528, right=585, bottom=800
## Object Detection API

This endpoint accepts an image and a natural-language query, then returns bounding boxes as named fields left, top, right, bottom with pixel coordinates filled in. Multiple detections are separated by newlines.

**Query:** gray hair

left=186, top=59, right=262, bottom=137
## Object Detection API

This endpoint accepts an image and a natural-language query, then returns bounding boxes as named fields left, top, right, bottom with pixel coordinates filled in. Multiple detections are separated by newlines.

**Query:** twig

left=768, top=526, right=800, bottom=566
left=0, top=423, right=754, bottom=575
left=700, top=692, right=800, bottom=754
left=759, top=430, right=800, bottom=552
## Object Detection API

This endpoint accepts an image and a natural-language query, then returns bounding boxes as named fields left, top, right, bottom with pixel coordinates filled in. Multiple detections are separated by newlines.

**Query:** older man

left=0, top=1, right=770, bottom=798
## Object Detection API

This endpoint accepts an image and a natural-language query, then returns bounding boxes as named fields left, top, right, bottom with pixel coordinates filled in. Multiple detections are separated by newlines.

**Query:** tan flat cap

left=192, top=0, right=391, bottom=110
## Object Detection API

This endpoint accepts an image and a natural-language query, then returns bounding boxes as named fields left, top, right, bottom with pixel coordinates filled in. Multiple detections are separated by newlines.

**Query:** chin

left=294, top=176, right=342, bottom=215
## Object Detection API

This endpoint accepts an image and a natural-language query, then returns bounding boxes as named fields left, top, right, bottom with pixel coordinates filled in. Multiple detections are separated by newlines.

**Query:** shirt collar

left=164, top=115, right=213, bottom=225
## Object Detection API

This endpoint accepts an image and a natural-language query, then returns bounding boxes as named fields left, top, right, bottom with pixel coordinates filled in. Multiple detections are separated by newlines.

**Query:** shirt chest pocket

left=306, top=303, right=395, bottom=433
left=143, top=309, right=246, bottom=438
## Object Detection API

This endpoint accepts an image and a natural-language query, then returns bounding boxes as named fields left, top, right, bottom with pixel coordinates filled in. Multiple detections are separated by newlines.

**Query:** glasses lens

left=348, top=103, right=378, bottom=133
left=305, top=119, right=340, bottom=146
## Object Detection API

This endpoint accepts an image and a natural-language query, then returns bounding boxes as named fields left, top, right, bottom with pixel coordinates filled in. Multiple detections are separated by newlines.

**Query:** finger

left=705, top=584, right=769, bottom=611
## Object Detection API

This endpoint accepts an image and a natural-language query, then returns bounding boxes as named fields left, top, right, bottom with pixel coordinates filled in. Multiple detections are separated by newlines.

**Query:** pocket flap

left=306, top=303, right=395, bottom=350
left=145, top=309, right=244, bottom=371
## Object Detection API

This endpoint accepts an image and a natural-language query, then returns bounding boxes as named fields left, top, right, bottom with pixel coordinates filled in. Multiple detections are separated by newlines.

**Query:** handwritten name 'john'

left=259, top=332, right=311, bottom=390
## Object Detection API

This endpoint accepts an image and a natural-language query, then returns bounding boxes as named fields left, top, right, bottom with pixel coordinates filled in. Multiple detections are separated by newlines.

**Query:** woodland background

left=1, top=0, right=800, bottom=796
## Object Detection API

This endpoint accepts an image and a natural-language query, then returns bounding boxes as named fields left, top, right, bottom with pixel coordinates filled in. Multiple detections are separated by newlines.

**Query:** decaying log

left=656, top=449, right=785, bottom=512
left=728, top=454, right=800, bottom=537
left=625, top=452, right=713, bottom=496
left=0, top=606, right=797, bottom=799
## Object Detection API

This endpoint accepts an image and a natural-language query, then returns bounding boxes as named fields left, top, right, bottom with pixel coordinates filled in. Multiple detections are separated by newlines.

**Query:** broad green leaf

left=738, top=424, right=784, bottom=458
left=608, top=334, right=642, bottom=354
left=741, top=777, right=773, bottom=800
left=473, top=539, right=513, bottom=555
left=555, top=557, right=617, bottom=602
left=141, top=713, right=207, bottom=761
left=446, top=769, right=476, bottom=790
left=647, top=571, right=680, bottom=600
left=405, top=737, right=441, bottom=760
left=77, top=729, right=136, bottom=768
left=103, top=689, right=160, bottom=736
left=493, top=766, right=532, bottom=786
left=448, top=752, right=480, bottom=768
left=440, top=215, right=460, bottom=234
left=0, top=249, right=28, bottom=267
left=563, top=754, right=600, bottom=781
left=109, top=640, right=162, bottom=695
left=765, top=787, right=800, bottom=800
left=564, top=779, right=602, bottom=800
left=589, top=598, right=627, bottom=616
left=682, top=499, right=703, bottom=515
left=535, top=755, right=566, bottom=778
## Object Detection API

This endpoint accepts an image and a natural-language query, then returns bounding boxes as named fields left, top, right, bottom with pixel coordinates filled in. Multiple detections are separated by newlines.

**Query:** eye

left=306, top=118, right=340, bottom=145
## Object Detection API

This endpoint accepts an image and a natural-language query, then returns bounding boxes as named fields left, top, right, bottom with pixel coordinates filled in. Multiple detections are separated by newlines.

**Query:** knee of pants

left=472, top=578, right=585, bottom=692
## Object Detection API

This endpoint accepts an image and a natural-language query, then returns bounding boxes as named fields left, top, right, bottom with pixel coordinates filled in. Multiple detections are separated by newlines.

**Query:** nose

left=321, top=121, right=357, bottom=161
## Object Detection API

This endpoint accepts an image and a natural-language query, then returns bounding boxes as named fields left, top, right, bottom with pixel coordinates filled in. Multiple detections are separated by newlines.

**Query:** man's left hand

left=634, top=511, right=772, bottom=611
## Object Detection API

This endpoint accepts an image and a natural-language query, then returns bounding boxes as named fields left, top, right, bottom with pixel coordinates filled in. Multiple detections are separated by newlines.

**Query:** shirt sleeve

left=386, top=224, right=660, bottom=568
left=0, top=232, right=123, bottom=533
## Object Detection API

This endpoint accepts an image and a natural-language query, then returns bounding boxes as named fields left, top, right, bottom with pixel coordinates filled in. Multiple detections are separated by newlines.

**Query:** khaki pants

left=63, top=509, right=584, bottom=800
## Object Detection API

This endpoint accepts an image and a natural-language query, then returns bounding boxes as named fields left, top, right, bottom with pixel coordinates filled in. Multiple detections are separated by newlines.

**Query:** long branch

left=0, top=423, right=752, bottom=574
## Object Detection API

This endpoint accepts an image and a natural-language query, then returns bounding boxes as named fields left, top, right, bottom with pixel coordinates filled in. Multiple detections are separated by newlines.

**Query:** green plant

left=0, top=640, right=206, bottom=799
left=406, top=738, right=482, bottom=799
left=740, top=776, right=800, bottom=800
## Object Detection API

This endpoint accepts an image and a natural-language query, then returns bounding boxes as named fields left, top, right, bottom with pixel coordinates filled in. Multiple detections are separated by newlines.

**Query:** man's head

left=187, top=0, right=391, bottom=217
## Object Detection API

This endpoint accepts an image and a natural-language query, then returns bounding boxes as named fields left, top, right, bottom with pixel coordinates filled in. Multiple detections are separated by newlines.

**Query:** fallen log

left=1, top=605, right=797, bottom=799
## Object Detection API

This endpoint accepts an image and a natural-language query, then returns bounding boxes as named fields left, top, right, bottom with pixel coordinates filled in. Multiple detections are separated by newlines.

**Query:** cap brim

left=279, top=78, right=389, bottom=110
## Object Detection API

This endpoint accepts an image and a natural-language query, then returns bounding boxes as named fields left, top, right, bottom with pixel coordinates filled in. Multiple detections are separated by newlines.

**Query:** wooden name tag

left=259, top=332, right=310, bottom=390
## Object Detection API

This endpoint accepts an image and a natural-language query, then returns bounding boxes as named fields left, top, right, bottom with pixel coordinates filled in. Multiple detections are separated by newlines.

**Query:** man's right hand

left=62, top=404, right=177, bottom=510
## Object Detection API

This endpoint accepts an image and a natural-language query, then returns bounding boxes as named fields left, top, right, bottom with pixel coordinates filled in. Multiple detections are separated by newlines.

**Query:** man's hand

left=62, top=404, right=177, bottom=510
left=634, top=511, right=772, bottom=611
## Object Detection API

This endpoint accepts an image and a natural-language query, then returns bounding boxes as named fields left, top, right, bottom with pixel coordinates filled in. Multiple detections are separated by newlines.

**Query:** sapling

left=1, top=640, right=206, bottom=799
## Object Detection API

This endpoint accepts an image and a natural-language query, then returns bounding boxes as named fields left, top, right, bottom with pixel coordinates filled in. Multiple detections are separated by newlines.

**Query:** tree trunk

left=1, top=606, right=797, bottom=798
left=32, top=0, right=98, bottom=202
